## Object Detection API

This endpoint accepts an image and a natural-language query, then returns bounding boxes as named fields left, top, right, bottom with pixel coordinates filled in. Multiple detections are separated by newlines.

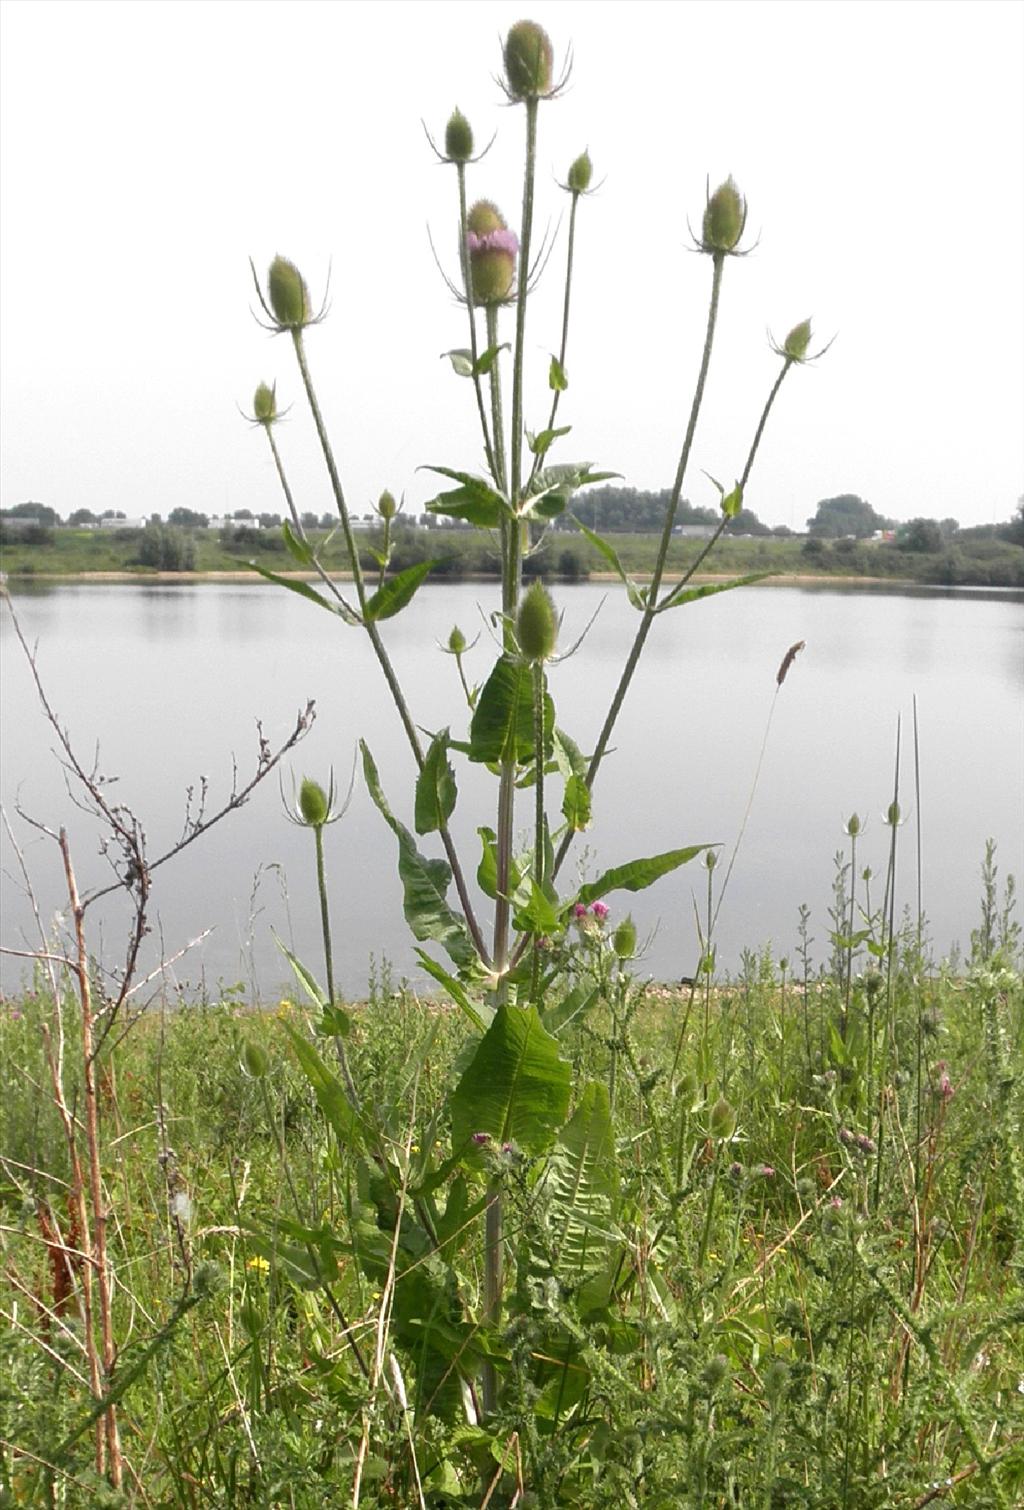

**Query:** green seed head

left=702, top=177, right=746, bottom=253
left=764, top=1359, right=790, bottom=1405
left=267, top=255, right=311, bottom=329
left=466, top=200, right=518, bottom=304
left=298, top=778, right=330, bottom=828
left=448, top=625, right=467, bottom=655
left=467, top=200, right=503, bottom=237
left=710, top=1097, right=737, bottom=1140
left=444, top=108, right=474, bottom=163
left=784, top=318, right=813, bottom=361
left=377, top=489, right=397, bottom=521
left=612, top=916, right=637, bottom=959
left=242, top=1040, right=270, bottom=1079
left=503, top=20, right=554, bottom=100
left=845, top=812, right=861, bottom=837
left=253, top=382, right=277, bottom=424
left=703, top=1354, right=730, bottom=1389
left=567, top=151, right=593, bottom=194
left=516, top=581, right=558, bottom=662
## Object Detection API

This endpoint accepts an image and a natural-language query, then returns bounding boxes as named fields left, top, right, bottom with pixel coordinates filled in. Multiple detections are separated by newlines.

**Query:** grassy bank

left=2, top=917, right=1022, bottom=1506
left=3, top=523, right=1022, bottom=588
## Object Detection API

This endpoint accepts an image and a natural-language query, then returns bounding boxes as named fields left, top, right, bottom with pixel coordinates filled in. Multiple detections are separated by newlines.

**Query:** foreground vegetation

left=2, top=891, right=1023, bottom=1507
left=2, top=521, right=1023, bottom=588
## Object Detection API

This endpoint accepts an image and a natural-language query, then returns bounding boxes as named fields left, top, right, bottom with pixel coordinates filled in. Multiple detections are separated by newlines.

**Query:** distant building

left=673, top=524, right=717, bottom=540
left=100, top=516, right=147, bottom=529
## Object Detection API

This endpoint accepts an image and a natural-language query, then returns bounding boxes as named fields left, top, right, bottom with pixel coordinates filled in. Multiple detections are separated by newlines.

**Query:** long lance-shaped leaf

left=469, top=655, right=554, bottom=766
left=360, top=741, right=480, bottom=975
left=450, top=1004, right=571, bottom=1160
left=656, top=571, right=772, bottom=614
left=574, top=844, right=713, bottom=909
left=570, top=516, right=647, bottom=609
left=414, top=729, right=457, bottom=835
left=285, top=1024, right=363, bottom=1153
left=364, top=559, right=438, bottom=622
left=415, top=950, right=493, bottom=1032
left=248, top=559, right=362, bottom=624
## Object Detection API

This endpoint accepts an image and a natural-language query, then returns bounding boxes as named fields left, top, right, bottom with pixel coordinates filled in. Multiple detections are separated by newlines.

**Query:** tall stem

left=457, top=163, right=499, bottom=488
left=510, top=98, right=538, bottom=509
left=291, top=330, right=489, bottom=965
left=526, top=188, right=579, bottom=495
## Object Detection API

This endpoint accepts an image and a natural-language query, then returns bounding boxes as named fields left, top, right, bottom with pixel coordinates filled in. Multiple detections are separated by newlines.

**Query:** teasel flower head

left=252, top=382, right=277, bottom=425
left=700, top=176, right=747, bottom=255
left=282, top=768, right=353, bottom=830
left=251, top=254, right=326, bottom=334
left=503, top=20, right=554, bottom=100
left=516, top=580, right=559, bottom=662
left=769, top=316, right=835, bottom=365
left=566, top=150, right=593, bottom=194
left=444, top=108, right=474, bottom=163
left=465, top=200, right=519, bottom=305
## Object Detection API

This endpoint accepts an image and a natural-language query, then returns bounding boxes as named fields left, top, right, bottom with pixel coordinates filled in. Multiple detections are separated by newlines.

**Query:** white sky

left=1, top=0, right=1022, bottom=531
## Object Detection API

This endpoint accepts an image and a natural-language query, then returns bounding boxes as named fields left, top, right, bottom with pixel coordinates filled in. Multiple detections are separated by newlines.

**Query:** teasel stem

left=456, top=163, right=500, bottom=489
left=873, top=717, right=902, bottom=1214
left=488, top=299, right=517, bottom=977
left=526, top=184, right=581, bottom=495
left=510, top=96, right=538, bottom=512
left=314, top=826, right=336, bottom=1010
left=551, top=265, right=793, bottom=885
left=262, top=422, right=356, bottom=615
left=290, top=330, right=490, bottom=967
left=530, top=660, right=547, bottom=1002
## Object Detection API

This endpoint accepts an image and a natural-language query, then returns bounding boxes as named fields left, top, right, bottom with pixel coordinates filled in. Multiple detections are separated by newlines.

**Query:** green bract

left=567, top=150, right=592, bottom=193
left=784, top=318, right=813, bottom=361
left=252, top=382, right=276, bottom=423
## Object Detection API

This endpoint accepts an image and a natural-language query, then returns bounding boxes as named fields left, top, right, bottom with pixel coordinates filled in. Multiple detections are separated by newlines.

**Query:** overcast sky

left=2, top=0, right=1022, bottom=531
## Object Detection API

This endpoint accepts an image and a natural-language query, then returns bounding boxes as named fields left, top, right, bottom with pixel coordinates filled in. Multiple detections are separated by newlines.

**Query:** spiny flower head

left=267, top=255, right=311, bottom=329
left=444, top=108, right=474, bottom=163
left=783, top=318, right=813, bottom=361
left=503, top=20, right=554, bottom=100
left=465, top=200, right=518, bottom=305
left=567, top=150, right=592, bottom=194
left=252, top=382, right=277, bottom=424
left=701, top=177, right=747, bottom=254
left=516, top=580, right=558, bottom=661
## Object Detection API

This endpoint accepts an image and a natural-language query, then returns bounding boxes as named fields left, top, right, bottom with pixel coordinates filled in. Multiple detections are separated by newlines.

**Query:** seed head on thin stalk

left=768, top=317, right=836, bottom=365
left=250, top=255, right=329, bottom=335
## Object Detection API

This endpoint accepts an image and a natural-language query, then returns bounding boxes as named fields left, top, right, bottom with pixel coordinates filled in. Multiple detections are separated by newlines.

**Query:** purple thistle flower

left=573, top=903, right=588, bottom=920
left=471, top=1131, right=491, bottom=1146
left=590, top=901, right=610, bottom=921
left=759, top=1164, right=776, bottom=1179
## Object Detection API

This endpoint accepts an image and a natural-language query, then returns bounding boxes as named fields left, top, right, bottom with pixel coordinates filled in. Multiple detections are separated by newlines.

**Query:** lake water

left=2, top=580, right=1021, bottom=999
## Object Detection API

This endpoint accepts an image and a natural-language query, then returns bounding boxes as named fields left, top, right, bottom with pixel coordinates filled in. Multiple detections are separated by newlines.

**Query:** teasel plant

left=242, top=17, right=827, bottom=1420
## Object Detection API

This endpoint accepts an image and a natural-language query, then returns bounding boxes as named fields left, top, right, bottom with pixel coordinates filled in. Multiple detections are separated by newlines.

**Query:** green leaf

left=570, top=517, right=647, bottom=609
left=722, top=483, right=743, bottom=518
left=281, top=518, right=316, bottom=566
left=476, top=826, right=524, bottom=903
left=414, top=729, right=457, bottom=835
left=562, top=773, right=592, bottom=832
left=248, top=560, right=362, bottom=624
left=284, top=1025, right=362, bottom=1153
left=469, top=655, right=553, bottom=766
left=512, top=880, right=564, bottom=938
left=548, top=355, right=568, bottom=391
left=415, top=951, right=492, bottom=1032
left=474, top=343, right=508, bottom=377
left=442, top=348, right=474, bottom=377
left=552, top=727, right=588, bottom=781
left=450, top=1004, right=571, bottom=1159
left=541, top=983, right=601, bottom=1035
left=527, top=424, right=572, bottom=457
left=657, top=572, right=770, bottom=614
left=365, top=558, right=436, bottom=622
left=423, top=466, right=510, bottom=529
left=543, top=1082, right=619, bottom=1305
left=360, top=741, right=480, bottom=974
left=575, top=844, right=712, bottom=908
left=277, top=941, right=328, bottom=1010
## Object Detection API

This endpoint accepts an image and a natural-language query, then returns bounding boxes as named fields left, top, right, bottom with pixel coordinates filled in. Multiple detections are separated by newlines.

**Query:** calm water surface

left=2, top=581, right=1021, bottom=998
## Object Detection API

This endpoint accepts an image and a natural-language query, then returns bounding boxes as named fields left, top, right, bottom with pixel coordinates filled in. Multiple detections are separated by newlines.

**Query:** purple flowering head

left=465, top=201, right=518, bottom=304
left=838, top=1126, right=856, bottom=1147
left=829, top=1195, right=843, bottom=1209
left=759, top=1164, right=776, bottom=1179
left=728, top=1161, right=744, bottom=1180
left=938, top=1072, right=954, bottom=1102
left=471, top=1131, right=491, bottom=1146
left=591, top=901, right=610, bottom=922
left=573, top=902, right=588, bottom=920
left=856, top=1133, right=877, bottom=1155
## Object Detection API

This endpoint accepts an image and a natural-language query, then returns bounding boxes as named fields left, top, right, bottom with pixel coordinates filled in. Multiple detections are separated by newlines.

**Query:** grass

left=3, top=523, right=1022, bottom=587
left=2, top=908, right=1022, bottom=1507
